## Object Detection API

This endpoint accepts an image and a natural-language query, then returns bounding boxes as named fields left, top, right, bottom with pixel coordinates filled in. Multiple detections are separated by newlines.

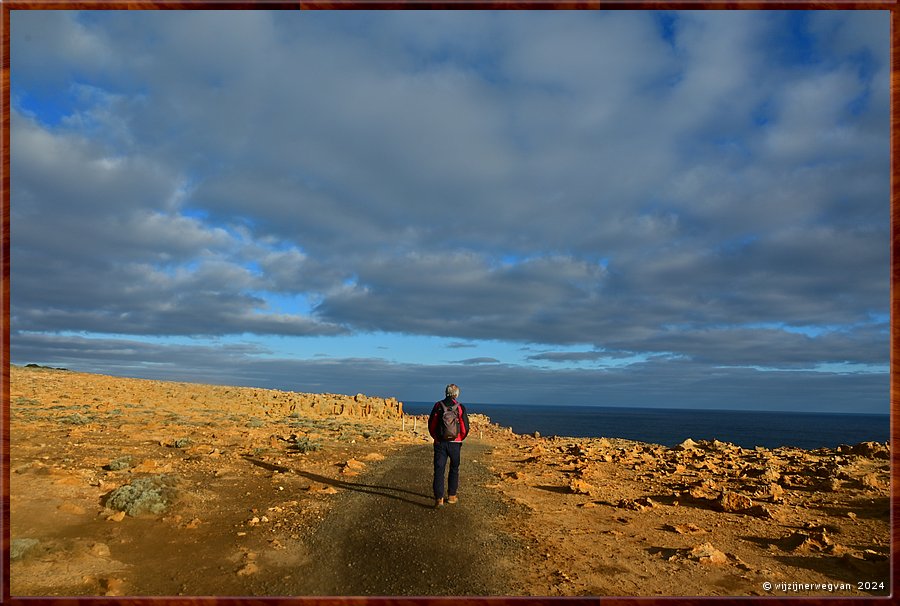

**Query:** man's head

left=445, top=384, right=460, bottom=399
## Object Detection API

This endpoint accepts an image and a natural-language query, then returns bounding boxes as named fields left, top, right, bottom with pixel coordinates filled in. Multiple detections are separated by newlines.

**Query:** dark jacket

left=428, top=397, right=470, bottom=443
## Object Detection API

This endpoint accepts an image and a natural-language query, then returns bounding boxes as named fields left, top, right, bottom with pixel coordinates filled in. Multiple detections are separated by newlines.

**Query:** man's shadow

left=241, top=456, right=433, bottom=509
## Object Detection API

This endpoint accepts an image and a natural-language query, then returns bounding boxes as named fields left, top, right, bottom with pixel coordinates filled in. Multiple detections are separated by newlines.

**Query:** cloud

left=446, top=342, right=477, bottom=349
left=527, top=351, right=628, bottom=363
left=8, top=11, right=889, bottom=412
left=453, top=357, right=501, bottom=365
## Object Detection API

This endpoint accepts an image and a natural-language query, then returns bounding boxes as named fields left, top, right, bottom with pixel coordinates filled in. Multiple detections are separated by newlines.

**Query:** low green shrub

left=105, top=475, right=178, bottom=516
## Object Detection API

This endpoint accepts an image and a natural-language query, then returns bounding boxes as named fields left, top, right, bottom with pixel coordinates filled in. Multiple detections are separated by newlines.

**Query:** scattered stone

left=847, top=512, right=858, bottom=520
left=237, top=562, right=259, bottom=576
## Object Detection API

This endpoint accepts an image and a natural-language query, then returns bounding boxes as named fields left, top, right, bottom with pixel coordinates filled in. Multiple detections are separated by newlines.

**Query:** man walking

left=428, top=383, right=470, bottom=508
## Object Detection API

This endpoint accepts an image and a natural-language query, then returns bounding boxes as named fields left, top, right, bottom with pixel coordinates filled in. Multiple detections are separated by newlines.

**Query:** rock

left=746, top=504, right=780, bottom=520
left=850, top=442, right=890, bottom=459
left=237, top=562, right=259, bottom=576
left=664, top=523, right=705, bottom=535
left=688, top=542, right=728, bottom=565
left=616, top=497, right=656, bottom=511
left=675, top=438, right=699, bottom=451
left=100, top=577, right=126, bottom=597
left=106, top=511, right=126, bottom=522
left=533, top=431, right=541, bottom=439
left=861, top=473, right=884, bottom=490
left=862, top=549, right=889, bottom=562
left=569, top=479, right=595, bottom=495
left=779, top=529, right=833, bottom=553
left=343, top=459, right=366, bottom=471
left=718, top=491, right=753, bottom=513
left=363, top=452, right=385, bottom=461
left=90, top=543, right=111, bottom=557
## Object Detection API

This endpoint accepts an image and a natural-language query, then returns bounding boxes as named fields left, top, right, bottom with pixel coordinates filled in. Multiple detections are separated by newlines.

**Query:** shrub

left=59, top=413, right=92, bottom=425
left=291, top=437, right=322, bottom=453
left=105, top=475, right=178, bottom=516
left=104, top=456, right=134, bottom=471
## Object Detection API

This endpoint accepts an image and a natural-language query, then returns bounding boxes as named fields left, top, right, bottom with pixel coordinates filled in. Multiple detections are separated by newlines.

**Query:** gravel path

left=278, top=440, right=528, bottom=596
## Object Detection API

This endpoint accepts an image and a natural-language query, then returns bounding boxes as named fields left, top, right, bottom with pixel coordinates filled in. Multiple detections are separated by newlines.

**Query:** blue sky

left=8, top=10, right=890, bottom=413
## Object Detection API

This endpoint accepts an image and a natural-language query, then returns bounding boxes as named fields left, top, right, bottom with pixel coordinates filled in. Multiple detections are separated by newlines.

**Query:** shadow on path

left=241, top=455, right=432, bottom=509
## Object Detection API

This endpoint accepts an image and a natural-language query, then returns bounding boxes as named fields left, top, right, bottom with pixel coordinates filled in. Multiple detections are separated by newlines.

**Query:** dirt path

left=254, top=440, right=529, bottom=596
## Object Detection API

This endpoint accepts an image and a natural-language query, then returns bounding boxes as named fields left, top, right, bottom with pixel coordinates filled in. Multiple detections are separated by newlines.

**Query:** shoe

left=447, top=495, right=458, bottom=504
left=435, top=498, right=444, bottom=508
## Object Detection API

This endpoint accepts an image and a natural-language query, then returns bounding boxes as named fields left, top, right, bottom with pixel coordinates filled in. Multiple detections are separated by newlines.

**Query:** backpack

left=439, top=400, right=460, bottom=441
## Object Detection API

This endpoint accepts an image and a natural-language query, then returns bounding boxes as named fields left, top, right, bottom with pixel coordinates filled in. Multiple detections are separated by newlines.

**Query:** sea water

left=402, top=402, right=889, bottom=450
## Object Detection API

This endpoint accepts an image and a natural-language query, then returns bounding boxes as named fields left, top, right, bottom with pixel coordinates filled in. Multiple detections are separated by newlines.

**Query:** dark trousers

left=433, top=441, right=462, bottom=499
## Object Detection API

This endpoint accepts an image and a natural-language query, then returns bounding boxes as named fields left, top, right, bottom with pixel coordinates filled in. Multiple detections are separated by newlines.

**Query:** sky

left=7, top=10, right=890, bottom=413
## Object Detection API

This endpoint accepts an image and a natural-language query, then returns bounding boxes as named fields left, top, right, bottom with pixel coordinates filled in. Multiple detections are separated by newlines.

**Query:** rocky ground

left=8, top=365, right=892, bottom=597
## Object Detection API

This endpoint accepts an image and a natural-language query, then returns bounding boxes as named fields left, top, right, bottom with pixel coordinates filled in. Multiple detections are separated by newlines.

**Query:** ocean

left=402, top=402, right=890, bottom=450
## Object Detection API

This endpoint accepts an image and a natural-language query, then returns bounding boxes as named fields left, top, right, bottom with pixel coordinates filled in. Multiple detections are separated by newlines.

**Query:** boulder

left=718, top=491, right=753, bottom=513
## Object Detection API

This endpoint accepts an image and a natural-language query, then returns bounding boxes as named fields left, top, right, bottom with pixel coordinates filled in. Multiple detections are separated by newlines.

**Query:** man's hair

left=445, top=384, right=460, bottom=398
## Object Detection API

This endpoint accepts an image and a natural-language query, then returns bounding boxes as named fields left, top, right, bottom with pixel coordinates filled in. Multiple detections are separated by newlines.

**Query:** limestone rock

left=779, top=529, right=833, bottom=553
left=674, top=438, right=699, bottom=451
left=688, top=542, right=728, bottom=565
left=664, top=523, right=705, bottom=535
left=850, top=442, right=890, bottom=459
left=717, top=491, right=753, bottom=513
left=861, top=473, right=884, bottom=490
left=344, top=459, right=366, bottom=471
left=569, top=479, right=595, bottom=495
